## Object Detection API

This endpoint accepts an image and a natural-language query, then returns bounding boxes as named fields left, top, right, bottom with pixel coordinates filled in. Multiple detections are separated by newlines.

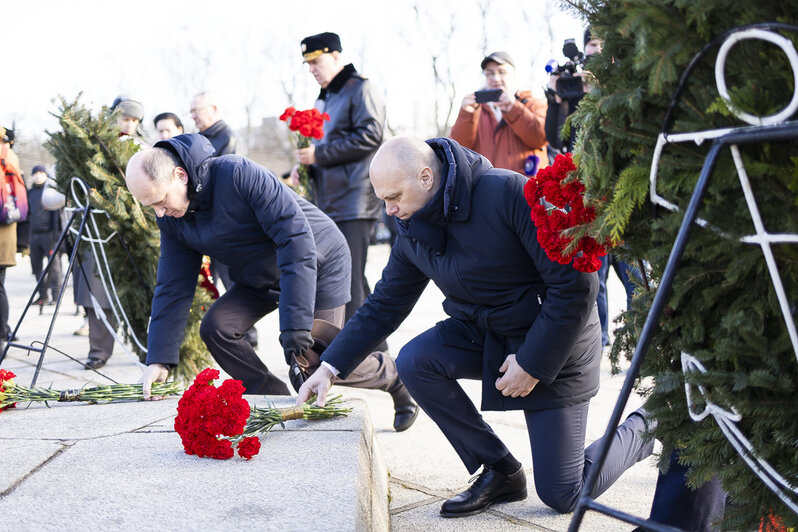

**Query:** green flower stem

left=239, top=394, right=351, bottom=439
left=0, top=381, right=182, bottom=408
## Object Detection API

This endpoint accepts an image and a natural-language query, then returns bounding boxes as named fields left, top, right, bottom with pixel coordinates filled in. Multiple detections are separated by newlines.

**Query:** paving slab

left=0, top=397, right=387, bottom=531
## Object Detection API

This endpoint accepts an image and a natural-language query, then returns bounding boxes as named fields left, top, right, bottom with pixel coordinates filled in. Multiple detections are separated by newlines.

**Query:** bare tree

left=478, top=0, right=493, bottom=55
left=410, top=3, right=460, bottom=137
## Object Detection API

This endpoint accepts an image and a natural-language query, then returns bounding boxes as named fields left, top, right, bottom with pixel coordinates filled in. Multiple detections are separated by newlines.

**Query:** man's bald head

left=126, top=148, right=191, bottom=218
left=370, top=136, right=443, bottom=220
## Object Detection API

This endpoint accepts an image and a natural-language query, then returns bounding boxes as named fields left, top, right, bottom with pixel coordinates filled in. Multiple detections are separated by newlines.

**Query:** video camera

left=545, top=39, right=587, bottom=100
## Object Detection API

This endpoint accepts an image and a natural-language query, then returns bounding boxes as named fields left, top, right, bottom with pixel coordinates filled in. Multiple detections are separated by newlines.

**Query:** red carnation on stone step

left=174, top=368, right=254, bottom=460
left=237, top=436, right=261, bottom=460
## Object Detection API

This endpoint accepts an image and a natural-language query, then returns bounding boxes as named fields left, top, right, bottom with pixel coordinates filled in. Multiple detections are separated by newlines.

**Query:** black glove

left=279, top=329, right=314, bottom=365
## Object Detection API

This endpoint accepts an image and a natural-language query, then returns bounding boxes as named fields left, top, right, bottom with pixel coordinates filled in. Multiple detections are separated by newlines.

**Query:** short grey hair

left=140, top=148, right=182, bottom=187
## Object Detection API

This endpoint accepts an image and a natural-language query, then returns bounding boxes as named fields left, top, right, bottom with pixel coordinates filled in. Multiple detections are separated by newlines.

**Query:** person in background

left=110, top=95, right=145, bottom=139
left=74, top=96, right=145, bottom=366
left=153, top=112, right=184, bottom=140
left=293, top=31, right=386, bottom=325
left=27, top=165, right=64, bottom=307
left=450, top=51, right=548, bottom=177
left=0, top=126, right=26, bottom=351
left=189, top=91, right=256, bottom=347
left=190, top=92, right=238, bottom=155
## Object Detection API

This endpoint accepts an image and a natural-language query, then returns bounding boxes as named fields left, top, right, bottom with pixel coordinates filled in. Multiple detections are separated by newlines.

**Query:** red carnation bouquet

left=0, top=369, right=180, bottom=412
left=279, top=106, right=330, bottom=195
left=174, top=368, right=350, bottom=461
left=524, top=153, right=607, bottom=273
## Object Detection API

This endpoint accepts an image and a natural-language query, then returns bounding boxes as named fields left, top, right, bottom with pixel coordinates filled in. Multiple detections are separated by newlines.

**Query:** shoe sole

left=439, top=488, right=528, bottom=518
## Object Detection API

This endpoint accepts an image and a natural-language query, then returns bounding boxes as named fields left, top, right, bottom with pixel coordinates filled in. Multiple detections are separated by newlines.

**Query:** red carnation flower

left=524, top=153, right=606, bottom=273
left=0, top=369, right=18, bottom=411
left=237, top=437, right=261, bottom=460
left=174, top=369, right=258, bottom=461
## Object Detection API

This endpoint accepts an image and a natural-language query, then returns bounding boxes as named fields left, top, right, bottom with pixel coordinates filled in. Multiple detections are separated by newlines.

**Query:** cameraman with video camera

left=450, top=51, right=547, bottom=177
left=544, top=29, right=602, bottom=156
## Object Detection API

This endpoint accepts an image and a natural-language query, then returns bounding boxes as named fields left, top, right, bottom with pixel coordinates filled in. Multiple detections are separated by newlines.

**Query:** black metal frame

left=0, top=202, right=93, bottom=387
left=568, top=22, right=798, bottom=531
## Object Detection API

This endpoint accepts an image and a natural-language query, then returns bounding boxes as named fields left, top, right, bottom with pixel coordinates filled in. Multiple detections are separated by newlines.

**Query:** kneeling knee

left=537, top=488, right=578, bottom=514
left=199, top=314, right=220, bottom=343
left=395, top=347, right=415, bottom=383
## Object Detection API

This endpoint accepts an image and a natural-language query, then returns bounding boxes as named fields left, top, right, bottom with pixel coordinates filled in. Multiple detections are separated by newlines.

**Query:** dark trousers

left=336, top=219, right=374, bottom=321
left=209, top=260, right=258, bottom=346
left=199, top=283, right=398, bottom=395
left=641, top=450, right=726, bottom=531
left=597, top=254, right=640, bottom=346
left=396, top=326, right=654, bottom=513
left=87, top=306, right=116, bottom=362
left=30, top=232, right=62, bottom=301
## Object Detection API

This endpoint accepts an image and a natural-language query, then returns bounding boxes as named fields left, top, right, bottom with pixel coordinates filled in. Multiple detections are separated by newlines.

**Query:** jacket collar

left=154, top=133, right=217, bottom=212
left=201, top=119, right=228, bottom=138
left=318, top=63, right=356, bottom=100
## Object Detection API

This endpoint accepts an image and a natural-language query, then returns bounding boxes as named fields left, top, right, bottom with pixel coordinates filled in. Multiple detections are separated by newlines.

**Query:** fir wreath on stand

left=45, top=95, right=215, bottom=384
left=558, top=1, right=798, bottom=529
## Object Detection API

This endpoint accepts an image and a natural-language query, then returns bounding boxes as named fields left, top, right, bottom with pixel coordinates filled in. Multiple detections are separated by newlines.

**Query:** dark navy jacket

left=321, top=138, right=600, bottom=411
left=146, top=134, right=345, bottom=367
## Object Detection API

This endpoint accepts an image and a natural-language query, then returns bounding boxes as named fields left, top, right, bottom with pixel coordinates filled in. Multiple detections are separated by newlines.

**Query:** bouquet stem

left=241, top=394, right=351, bottom=438
left=1, top=370, right=181, bottom=411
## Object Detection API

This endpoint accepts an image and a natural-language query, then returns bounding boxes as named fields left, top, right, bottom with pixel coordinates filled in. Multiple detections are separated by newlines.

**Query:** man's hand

left=296, top=145, right=316, bottom=165
left=288, top=164, right=301, bottom=186
left=497, top=90, right=515, bottom=113
left=495, top=354, right=539, bottom=398
left=140, top=363, right=169, bottom=400
left=547, top=75, right=563, bottom=103
left=461, top=93, right=478, bottom=113
left=296, top=365, right=335, bottom=407
left=279, top=329, right=314, bottom=364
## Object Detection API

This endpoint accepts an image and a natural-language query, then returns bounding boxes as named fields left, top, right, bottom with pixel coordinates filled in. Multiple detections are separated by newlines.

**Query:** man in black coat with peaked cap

left=293, top=31, right=386, bottom=325
left=298, top=136, right=654, bottom=516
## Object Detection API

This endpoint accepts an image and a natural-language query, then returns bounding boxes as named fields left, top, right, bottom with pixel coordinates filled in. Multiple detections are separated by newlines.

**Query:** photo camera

left=545, top=38, right=587, bottom=100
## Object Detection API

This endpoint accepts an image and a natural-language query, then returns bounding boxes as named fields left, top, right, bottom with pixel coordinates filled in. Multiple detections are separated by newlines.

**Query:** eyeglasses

left=483, top=69, right=511, bottom=78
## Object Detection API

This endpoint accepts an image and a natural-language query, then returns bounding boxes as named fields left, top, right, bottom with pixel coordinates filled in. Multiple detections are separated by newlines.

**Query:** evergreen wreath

left=45, top=95, right=215, bottom=384
left=563, top=1, right=798, bottom=528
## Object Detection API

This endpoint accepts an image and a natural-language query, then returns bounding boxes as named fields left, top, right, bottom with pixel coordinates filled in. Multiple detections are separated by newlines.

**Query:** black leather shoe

left=393, top=403, right=419, bottom=432
left=440, top=465, right=527, bottom=517
left=389, top=381, right=419, bottom=432
left=84, top=358, right=107, bottom=370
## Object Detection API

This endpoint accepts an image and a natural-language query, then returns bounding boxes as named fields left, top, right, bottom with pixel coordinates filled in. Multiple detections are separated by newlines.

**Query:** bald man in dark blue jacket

left=125, top=134, right=417, bottom=430
left=299, top=136, right=653, bottom=515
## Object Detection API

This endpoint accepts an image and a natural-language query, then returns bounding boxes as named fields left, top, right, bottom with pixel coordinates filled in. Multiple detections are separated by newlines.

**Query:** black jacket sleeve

left=314, top=79, right=385, bottom=167
left=321, top=245, right=429, bottom=378
left=145, top=226, right=202, bottom=367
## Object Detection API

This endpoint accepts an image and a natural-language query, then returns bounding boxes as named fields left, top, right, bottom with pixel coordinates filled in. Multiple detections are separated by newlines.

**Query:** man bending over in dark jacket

left=125, top=133, right=417, bottom=431
left=298, top=136, right=654, bottom=515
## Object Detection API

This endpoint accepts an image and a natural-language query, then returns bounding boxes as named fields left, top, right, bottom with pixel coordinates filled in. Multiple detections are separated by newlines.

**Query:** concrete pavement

left=1, top=244, right=657, bottom=530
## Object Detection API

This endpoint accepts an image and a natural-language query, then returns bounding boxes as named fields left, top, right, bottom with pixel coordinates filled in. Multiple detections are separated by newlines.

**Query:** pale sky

left=3, top=0, right=585, bottom=143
